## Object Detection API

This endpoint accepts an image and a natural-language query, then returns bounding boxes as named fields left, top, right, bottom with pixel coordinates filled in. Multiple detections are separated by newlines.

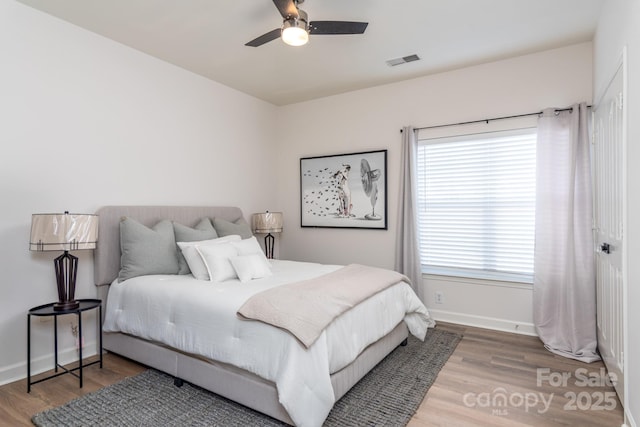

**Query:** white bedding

left=103, top=260, right=434, bottom=427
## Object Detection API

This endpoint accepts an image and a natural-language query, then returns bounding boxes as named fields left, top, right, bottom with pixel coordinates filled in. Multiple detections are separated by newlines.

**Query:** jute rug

left=32, top=329, right=461, bottom=426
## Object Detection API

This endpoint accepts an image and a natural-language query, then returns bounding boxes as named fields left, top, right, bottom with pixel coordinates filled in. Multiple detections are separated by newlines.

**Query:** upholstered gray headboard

left=93, top=206, right=245, bottom=286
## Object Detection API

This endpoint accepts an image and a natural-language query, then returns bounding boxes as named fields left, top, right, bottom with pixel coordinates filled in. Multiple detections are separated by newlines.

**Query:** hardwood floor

left=0, top=323, right=624, bottom=426
left=0, top=355, right=145, bottom=426
left=410, top=323, right=624, bottom=427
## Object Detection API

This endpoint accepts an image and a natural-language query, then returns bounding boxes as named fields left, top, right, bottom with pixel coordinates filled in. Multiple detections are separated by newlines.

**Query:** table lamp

left=252, top=211, right=283, bottom=259
left=29, top=212, right=99, bottom=311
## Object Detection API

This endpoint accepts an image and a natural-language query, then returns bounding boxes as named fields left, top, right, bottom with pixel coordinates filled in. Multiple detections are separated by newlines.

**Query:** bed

left=94, top=206, right=433, bottom=427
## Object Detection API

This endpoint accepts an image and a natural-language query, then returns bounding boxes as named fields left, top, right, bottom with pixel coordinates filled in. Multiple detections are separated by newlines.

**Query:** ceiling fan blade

left=245, top=28, right=282, bottom=47
left=309, top=21, right=368, bottom=35
left=272, top=0, right=299, bottom=19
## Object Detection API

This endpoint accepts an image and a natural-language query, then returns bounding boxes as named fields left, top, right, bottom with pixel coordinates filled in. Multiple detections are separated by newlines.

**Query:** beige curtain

left=395, top=126, right=424, bottom=302
left=533, top=103, right=599, bottom=362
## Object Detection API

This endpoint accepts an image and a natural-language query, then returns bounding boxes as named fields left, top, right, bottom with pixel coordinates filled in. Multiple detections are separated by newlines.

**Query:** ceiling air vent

left=386, top=54, right=420, bottom=67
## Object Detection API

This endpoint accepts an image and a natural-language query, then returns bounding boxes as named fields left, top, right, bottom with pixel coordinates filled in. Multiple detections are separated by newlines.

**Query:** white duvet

left=103, top=260, right=434, bottom=427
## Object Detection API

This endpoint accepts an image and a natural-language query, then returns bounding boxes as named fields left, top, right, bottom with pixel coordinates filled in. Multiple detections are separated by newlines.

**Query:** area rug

left=32, top=329, right=461, bottom=427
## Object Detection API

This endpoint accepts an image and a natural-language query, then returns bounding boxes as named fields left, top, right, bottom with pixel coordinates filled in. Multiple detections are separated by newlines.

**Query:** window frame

left=416, top=124, right=537, bottom=284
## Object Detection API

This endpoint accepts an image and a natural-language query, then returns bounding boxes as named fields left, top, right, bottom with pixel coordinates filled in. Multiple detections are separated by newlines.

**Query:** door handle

left=600, top=243, right=611, bottom=254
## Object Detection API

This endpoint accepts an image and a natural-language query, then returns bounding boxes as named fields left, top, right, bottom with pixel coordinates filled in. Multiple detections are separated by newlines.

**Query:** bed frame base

left=104, top=322, right=408, bottom=425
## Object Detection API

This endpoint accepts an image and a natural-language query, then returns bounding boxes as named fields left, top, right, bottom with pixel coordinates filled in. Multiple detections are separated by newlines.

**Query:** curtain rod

left=401, top=105, right=591, bottom=133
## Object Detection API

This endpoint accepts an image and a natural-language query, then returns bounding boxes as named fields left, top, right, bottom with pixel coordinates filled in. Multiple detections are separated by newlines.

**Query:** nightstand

left=27, top=299, right=103, bottom=392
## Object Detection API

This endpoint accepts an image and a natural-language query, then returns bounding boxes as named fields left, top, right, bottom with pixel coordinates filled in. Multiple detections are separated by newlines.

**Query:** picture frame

left=300, top=149, right=387, bottom=229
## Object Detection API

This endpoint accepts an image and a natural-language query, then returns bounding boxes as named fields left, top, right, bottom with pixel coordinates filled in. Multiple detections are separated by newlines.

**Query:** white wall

left=0, top=2, right=277, bottom=385
left=276, top=43, right=593, bottom=335
left=594, top=1, right=640, bottom=425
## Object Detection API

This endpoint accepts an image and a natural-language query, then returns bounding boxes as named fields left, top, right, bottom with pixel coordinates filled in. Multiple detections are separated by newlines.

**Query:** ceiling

left=17, top=0, right=604, bottom=106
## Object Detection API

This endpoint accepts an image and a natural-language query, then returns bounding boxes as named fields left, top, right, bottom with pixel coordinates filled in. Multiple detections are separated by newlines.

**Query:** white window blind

left=416, top=128, right=536, bottom=283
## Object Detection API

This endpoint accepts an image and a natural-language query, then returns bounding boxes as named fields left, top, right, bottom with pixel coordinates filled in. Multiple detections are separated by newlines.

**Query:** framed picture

left=300, top=150, right=387, bottom=229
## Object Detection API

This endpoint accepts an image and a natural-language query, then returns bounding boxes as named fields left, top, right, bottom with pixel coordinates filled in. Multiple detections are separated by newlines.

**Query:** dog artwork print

left=300, top=150, right=387, bottom=229
left=332, top=164, right=353, bottom=218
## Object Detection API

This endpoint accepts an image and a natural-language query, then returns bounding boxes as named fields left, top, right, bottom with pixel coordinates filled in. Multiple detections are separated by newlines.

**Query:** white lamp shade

left=252, top=212, right=283, bottom=233
left=30, top=213, right=99, bottom=251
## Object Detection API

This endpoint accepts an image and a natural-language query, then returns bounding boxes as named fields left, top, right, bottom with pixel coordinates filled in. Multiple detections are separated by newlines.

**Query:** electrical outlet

left=435, top=291, right=444, bottom=304
left=70, top=323, right=78, bottom=337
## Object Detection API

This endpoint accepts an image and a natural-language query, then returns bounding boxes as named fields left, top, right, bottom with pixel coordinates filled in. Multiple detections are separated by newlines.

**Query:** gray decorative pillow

left=213, top=217, right=253, bottom=239
left=174, top=218, right=218, bottom=275
left=119, top=218, right=179, bottom=282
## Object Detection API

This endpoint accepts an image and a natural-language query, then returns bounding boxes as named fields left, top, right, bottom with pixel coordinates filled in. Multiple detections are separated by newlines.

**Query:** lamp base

left=54, top=251, right=79, bottom=312
left=53, top=300, right=80, bottom=311
left=264, top=233, right=275, bottom=259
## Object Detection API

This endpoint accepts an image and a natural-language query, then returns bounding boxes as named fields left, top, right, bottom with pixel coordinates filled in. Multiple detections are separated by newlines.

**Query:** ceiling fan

left=245, top=0, right=368, bottom=47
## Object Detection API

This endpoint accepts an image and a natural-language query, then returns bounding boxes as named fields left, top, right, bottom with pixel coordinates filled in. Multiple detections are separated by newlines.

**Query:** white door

left=593, top=59, right=626, bottom=403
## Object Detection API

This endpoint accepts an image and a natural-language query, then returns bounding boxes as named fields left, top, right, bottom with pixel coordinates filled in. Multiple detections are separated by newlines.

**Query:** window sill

left=422, top=270, right=533, bottom=290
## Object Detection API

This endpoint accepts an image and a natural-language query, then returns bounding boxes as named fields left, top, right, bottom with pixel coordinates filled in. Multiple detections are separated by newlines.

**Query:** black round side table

left=27, top=298, right=103, bottom=392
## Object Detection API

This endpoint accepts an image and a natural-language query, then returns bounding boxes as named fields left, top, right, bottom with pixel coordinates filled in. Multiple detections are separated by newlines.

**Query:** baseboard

left=429, top=308, right=537, bottom=336
left=0, top=341, right=98, bottom=387
left=625, top=406, right=637, bottom=427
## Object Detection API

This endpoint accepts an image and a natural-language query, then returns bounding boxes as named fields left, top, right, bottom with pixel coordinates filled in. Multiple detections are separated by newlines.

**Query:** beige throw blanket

left=237, top=264, right=410, bottom=348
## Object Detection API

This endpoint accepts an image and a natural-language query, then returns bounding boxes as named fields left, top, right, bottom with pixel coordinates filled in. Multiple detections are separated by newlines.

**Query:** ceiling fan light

left=282, top=20, right=309, bottom=46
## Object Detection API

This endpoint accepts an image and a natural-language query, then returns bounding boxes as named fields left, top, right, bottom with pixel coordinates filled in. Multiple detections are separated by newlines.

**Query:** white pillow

left=231, top=236, right=269, bottom=263
left=230, top=254, right=273, bottom=283
left=196, top=243, right=239, bottom=282
left=177, top=235, right=241, bottom=280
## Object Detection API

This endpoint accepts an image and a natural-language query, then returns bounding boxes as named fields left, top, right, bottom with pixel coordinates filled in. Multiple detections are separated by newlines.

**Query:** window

left=416, top=128, right=536, bottom=283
